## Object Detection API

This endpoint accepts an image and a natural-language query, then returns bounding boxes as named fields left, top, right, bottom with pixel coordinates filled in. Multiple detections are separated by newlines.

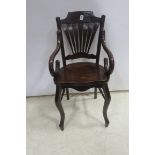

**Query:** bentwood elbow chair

left=49, top=11, right=114, bottom=130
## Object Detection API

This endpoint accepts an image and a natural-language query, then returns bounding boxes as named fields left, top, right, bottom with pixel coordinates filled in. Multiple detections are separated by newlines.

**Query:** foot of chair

left=105, top=121, right=109, bottom=127
left=55, top=86, right=65, bottom=131
left=102, top=84, right=111, bottom=127
left=59, top=123, right=64, bottom=131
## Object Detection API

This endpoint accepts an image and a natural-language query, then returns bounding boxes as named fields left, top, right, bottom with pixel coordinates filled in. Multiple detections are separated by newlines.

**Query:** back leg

left=94, top=87, right=97, bottom=99
left=66, top=88, right=69, bottom=100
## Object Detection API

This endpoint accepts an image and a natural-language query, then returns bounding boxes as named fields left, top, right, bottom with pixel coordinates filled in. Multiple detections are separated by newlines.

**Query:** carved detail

left=65, top=53, right=96, bottom=60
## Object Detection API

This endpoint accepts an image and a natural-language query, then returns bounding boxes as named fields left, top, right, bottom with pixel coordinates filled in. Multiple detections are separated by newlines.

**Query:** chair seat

left=54, top=62, right=108, bottom=86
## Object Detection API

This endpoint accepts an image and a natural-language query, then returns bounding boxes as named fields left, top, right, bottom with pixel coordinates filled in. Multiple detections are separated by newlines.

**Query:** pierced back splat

left=59, top=11, right=102, bottom=60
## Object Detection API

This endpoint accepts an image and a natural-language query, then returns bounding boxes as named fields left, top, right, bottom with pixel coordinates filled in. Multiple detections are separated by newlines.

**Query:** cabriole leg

left=102, top=84, right=111, bottom=127
left=55, top=86, right=65, bottom=130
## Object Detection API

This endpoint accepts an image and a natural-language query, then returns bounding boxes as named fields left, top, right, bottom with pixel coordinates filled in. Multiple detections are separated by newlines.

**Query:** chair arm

left=48, top=30, right=61, bottom=77
left=102, top=41, right=114, bottom=76
left=101, top=30, right=114, bottom=76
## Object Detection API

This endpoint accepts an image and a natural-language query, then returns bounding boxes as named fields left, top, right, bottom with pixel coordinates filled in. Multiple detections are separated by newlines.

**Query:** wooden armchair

left=49, top=11, right=114, bottom=130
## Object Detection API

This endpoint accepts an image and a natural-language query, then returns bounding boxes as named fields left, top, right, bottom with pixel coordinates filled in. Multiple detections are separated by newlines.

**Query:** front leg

left=102, top=83, right=111, bottom=127
left=55, top=86, right=65, bottom=130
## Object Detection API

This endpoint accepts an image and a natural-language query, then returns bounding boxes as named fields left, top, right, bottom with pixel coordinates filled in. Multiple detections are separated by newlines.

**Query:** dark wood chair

left=49, top=11, right=114, bottom=130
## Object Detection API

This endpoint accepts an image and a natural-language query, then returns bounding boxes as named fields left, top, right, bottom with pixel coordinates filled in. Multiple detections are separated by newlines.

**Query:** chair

left=49, top=11, right=114, bottom=130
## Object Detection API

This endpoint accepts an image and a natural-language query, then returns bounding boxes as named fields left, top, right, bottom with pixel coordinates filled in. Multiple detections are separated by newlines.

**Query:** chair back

left=56, top=11, right=105, bottom=66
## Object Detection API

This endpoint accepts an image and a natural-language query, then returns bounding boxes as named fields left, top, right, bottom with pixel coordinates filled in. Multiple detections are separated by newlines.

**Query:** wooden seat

left=55, top=62, right=108, bottom=86
left=48, top=11, right=114, bottom=130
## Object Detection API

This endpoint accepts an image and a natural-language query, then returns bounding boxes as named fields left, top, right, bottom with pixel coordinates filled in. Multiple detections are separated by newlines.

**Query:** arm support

left=48, top=30, right=61, bottom=77
left=101, top=30, right=114, bottom=76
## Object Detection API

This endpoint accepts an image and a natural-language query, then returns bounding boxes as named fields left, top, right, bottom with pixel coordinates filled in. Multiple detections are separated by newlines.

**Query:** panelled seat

left=55, top=62, right=108, bottom=86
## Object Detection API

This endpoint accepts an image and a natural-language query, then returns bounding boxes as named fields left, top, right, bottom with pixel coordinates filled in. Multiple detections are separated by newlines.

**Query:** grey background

left=26, top=0, right=129, bottom=96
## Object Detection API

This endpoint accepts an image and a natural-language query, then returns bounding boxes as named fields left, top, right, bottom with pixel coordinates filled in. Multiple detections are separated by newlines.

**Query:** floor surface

left=27, top=92, right=128, bottom=155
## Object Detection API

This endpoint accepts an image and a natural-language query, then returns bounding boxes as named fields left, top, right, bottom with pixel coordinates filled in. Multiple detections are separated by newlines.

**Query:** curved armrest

left=48, top=30, right=61, bottom=77
left=101, top=30, right=114, bottom=76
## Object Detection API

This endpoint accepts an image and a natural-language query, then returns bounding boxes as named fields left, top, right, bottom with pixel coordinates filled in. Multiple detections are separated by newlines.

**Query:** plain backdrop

left=26, top=0, right=128, bottom=96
